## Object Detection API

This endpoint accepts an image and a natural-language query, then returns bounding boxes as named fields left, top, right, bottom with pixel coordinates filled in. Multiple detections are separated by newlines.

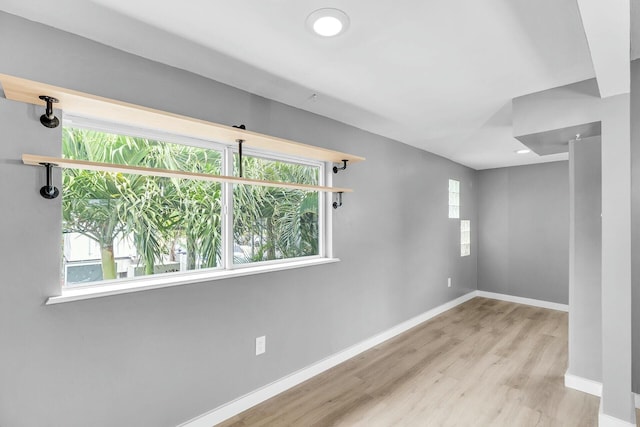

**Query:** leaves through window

left=61, top=126, right=325, bottom=287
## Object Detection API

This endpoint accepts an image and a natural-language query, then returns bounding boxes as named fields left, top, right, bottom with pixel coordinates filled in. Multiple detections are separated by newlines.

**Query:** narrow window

left=461, top=220, right=471, bottom=257
left=448, top=179, right=460, bottom=218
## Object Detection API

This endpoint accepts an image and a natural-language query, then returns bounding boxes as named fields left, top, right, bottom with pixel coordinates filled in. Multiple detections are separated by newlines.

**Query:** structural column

left=600, top=93, right=635, bottom=426
left=567, top=136, right=602, bottom=384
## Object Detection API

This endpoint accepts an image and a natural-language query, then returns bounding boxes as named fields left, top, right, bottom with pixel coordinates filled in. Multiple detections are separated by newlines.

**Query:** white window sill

left=46, top=257, right=340, bottom=305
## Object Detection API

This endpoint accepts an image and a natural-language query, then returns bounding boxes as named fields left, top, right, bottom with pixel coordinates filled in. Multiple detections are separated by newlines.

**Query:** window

left=448, top=179, right=460, bottom=218
left=460, top=220, right=471, bottom=257
left=233, top=154, right=320, bottom=264
left=61, top=124, right=325, bottom=288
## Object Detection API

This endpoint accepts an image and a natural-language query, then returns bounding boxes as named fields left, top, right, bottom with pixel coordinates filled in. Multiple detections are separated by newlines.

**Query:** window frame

left=58, top=115, right=333, bottom=297
left=224, top=146, right=326, bottom=270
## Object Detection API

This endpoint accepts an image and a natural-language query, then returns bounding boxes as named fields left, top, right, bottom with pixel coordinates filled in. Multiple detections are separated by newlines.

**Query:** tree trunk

left=187, top=236, right=197, bottom=270
left=144, top=257, right=154, bottom=275
left=100, top=245, right=117, bottom=280
left=142, top=240, right=155, bottom=275
left=266, top=217, right=276, bottom=260
left=169, top=238, right=176, bottom=262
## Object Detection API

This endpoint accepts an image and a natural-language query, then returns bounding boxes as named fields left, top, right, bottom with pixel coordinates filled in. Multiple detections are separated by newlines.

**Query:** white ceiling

left=0, top=0, right=615, bottom=169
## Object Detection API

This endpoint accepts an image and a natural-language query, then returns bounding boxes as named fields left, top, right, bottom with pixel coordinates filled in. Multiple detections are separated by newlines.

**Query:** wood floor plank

left=217, top=297, right=633, bottom=426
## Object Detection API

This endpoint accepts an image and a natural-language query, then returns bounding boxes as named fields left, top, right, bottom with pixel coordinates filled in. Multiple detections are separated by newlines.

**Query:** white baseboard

left=599, top=399, right=637, bottom=427
left=564, top=372, right=602, bottom=396
left=179, top=291, right=477, bottom=427
left=476, top=290, right=569, bottom=312
left=181, top=291, right=571, bottom=426
left=565, top=372, right=640, bottom=413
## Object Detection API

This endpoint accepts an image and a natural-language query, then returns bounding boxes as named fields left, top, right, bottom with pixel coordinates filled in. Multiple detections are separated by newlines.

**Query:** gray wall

left=567, top=136, right=601, bottom=382
left=510, top=67, right=640, bottom=414
left=0, top=13, right=478, bottom=427
left=477, top=162, right=569, bottom=304
left=631, top=59, right=640, bottom=396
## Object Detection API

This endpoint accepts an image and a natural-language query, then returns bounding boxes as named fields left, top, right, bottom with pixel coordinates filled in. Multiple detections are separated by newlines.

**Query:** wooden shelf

left=1, top=74, right=365, bottom=165
left=22, top=154, right=352, bottom=193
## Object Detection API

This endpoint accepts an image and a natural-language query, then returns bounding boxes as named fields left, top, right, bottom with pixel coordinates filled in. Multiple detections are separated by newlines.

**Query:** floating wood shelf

left=22, top=154, right=352, bottom=193
left=0, top=73, right=365, bottom=165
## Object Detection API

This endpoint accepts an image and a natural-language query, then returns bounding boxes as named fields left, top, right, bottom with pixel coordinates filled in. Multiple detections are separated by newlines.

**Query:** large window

left=61, top=125, right=324, bottom=287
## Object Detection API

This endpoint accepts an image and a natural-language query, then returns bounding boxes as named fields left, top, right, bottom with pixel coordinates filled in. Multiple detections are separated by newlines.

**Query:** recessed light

left=515, top=149, right=531, bottom=154
left=306, top=8, right=350, bottom=37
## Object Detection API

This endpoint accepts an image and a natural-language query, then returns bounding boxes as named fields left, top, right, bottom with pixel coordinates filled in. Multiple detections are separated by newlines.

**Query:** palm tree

left=62, top=128, right=223, bottom=279
left=168, top=146, right=223, bottom=269
left=63, top=127, right=319, bottom=283
left=233, top=156, right=320, bottom=262
left=62, top=128, right=156, bottom=279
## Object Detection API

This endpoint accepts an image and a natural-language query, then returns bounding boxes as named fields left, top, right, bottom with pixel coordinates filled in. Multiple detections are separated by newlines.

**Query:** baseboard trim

left=565, top=372, right=640, bottom=412
left=181, top=291, right=572, bottom=426
left=179, top=291, right=477, bottom=427
left=564, top=372, right=602, bottom=397
left=599, top=400, right=637, bottom=427
left=476, top=290, right=569, bottom=312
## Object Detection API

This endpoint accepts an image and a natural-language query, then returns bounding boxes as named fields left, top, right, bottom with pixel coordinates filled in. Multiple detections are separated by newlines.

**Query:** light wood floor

left=218, top=297, right=639, bottom=426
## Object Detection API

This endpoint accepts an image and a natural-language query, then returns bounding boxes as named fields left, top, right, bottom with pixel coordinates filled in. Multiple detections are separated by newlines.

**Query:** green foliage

left=233, top=156, right=319, bottom=261
left=62, top=127, right=320, bottom=283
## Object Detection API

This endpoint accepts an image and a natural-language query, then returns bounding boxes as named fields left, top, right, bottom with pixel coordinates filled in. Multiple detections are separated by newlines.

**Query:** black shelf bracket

left=333, top=159, right=348, bottom=174
left=237, top=139, right=244, bottom=177
left=233, top=124, right=246, bottom=177
left=39, top=95, right=60, bottom=128
left=333, top=192, right=343, bottom=209
left=39, top=162, right=59, bottom=199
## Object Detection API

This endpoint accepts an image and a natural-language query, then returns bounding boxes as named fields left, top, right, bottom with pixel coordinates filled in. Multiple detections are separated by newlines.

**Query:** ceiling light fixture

left=306, top=8, right=350, bottom=37
left=515, top=148, right=531, bottom=154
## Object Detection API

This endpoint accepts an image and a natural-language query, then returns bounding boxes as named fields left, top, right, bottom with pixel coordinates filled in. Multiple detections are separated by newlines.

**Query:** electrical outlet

left=447, top=277, right=452, bottom=288
left=256, top=336, right=266, bottom=355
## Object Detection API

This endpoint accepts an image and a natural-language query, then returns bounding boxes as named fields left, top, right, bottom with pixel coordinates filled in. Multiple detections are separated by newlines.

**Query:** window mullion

left=222, top=146, right=235, bottom=270
left=321, top=162, right=330, bottom=258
